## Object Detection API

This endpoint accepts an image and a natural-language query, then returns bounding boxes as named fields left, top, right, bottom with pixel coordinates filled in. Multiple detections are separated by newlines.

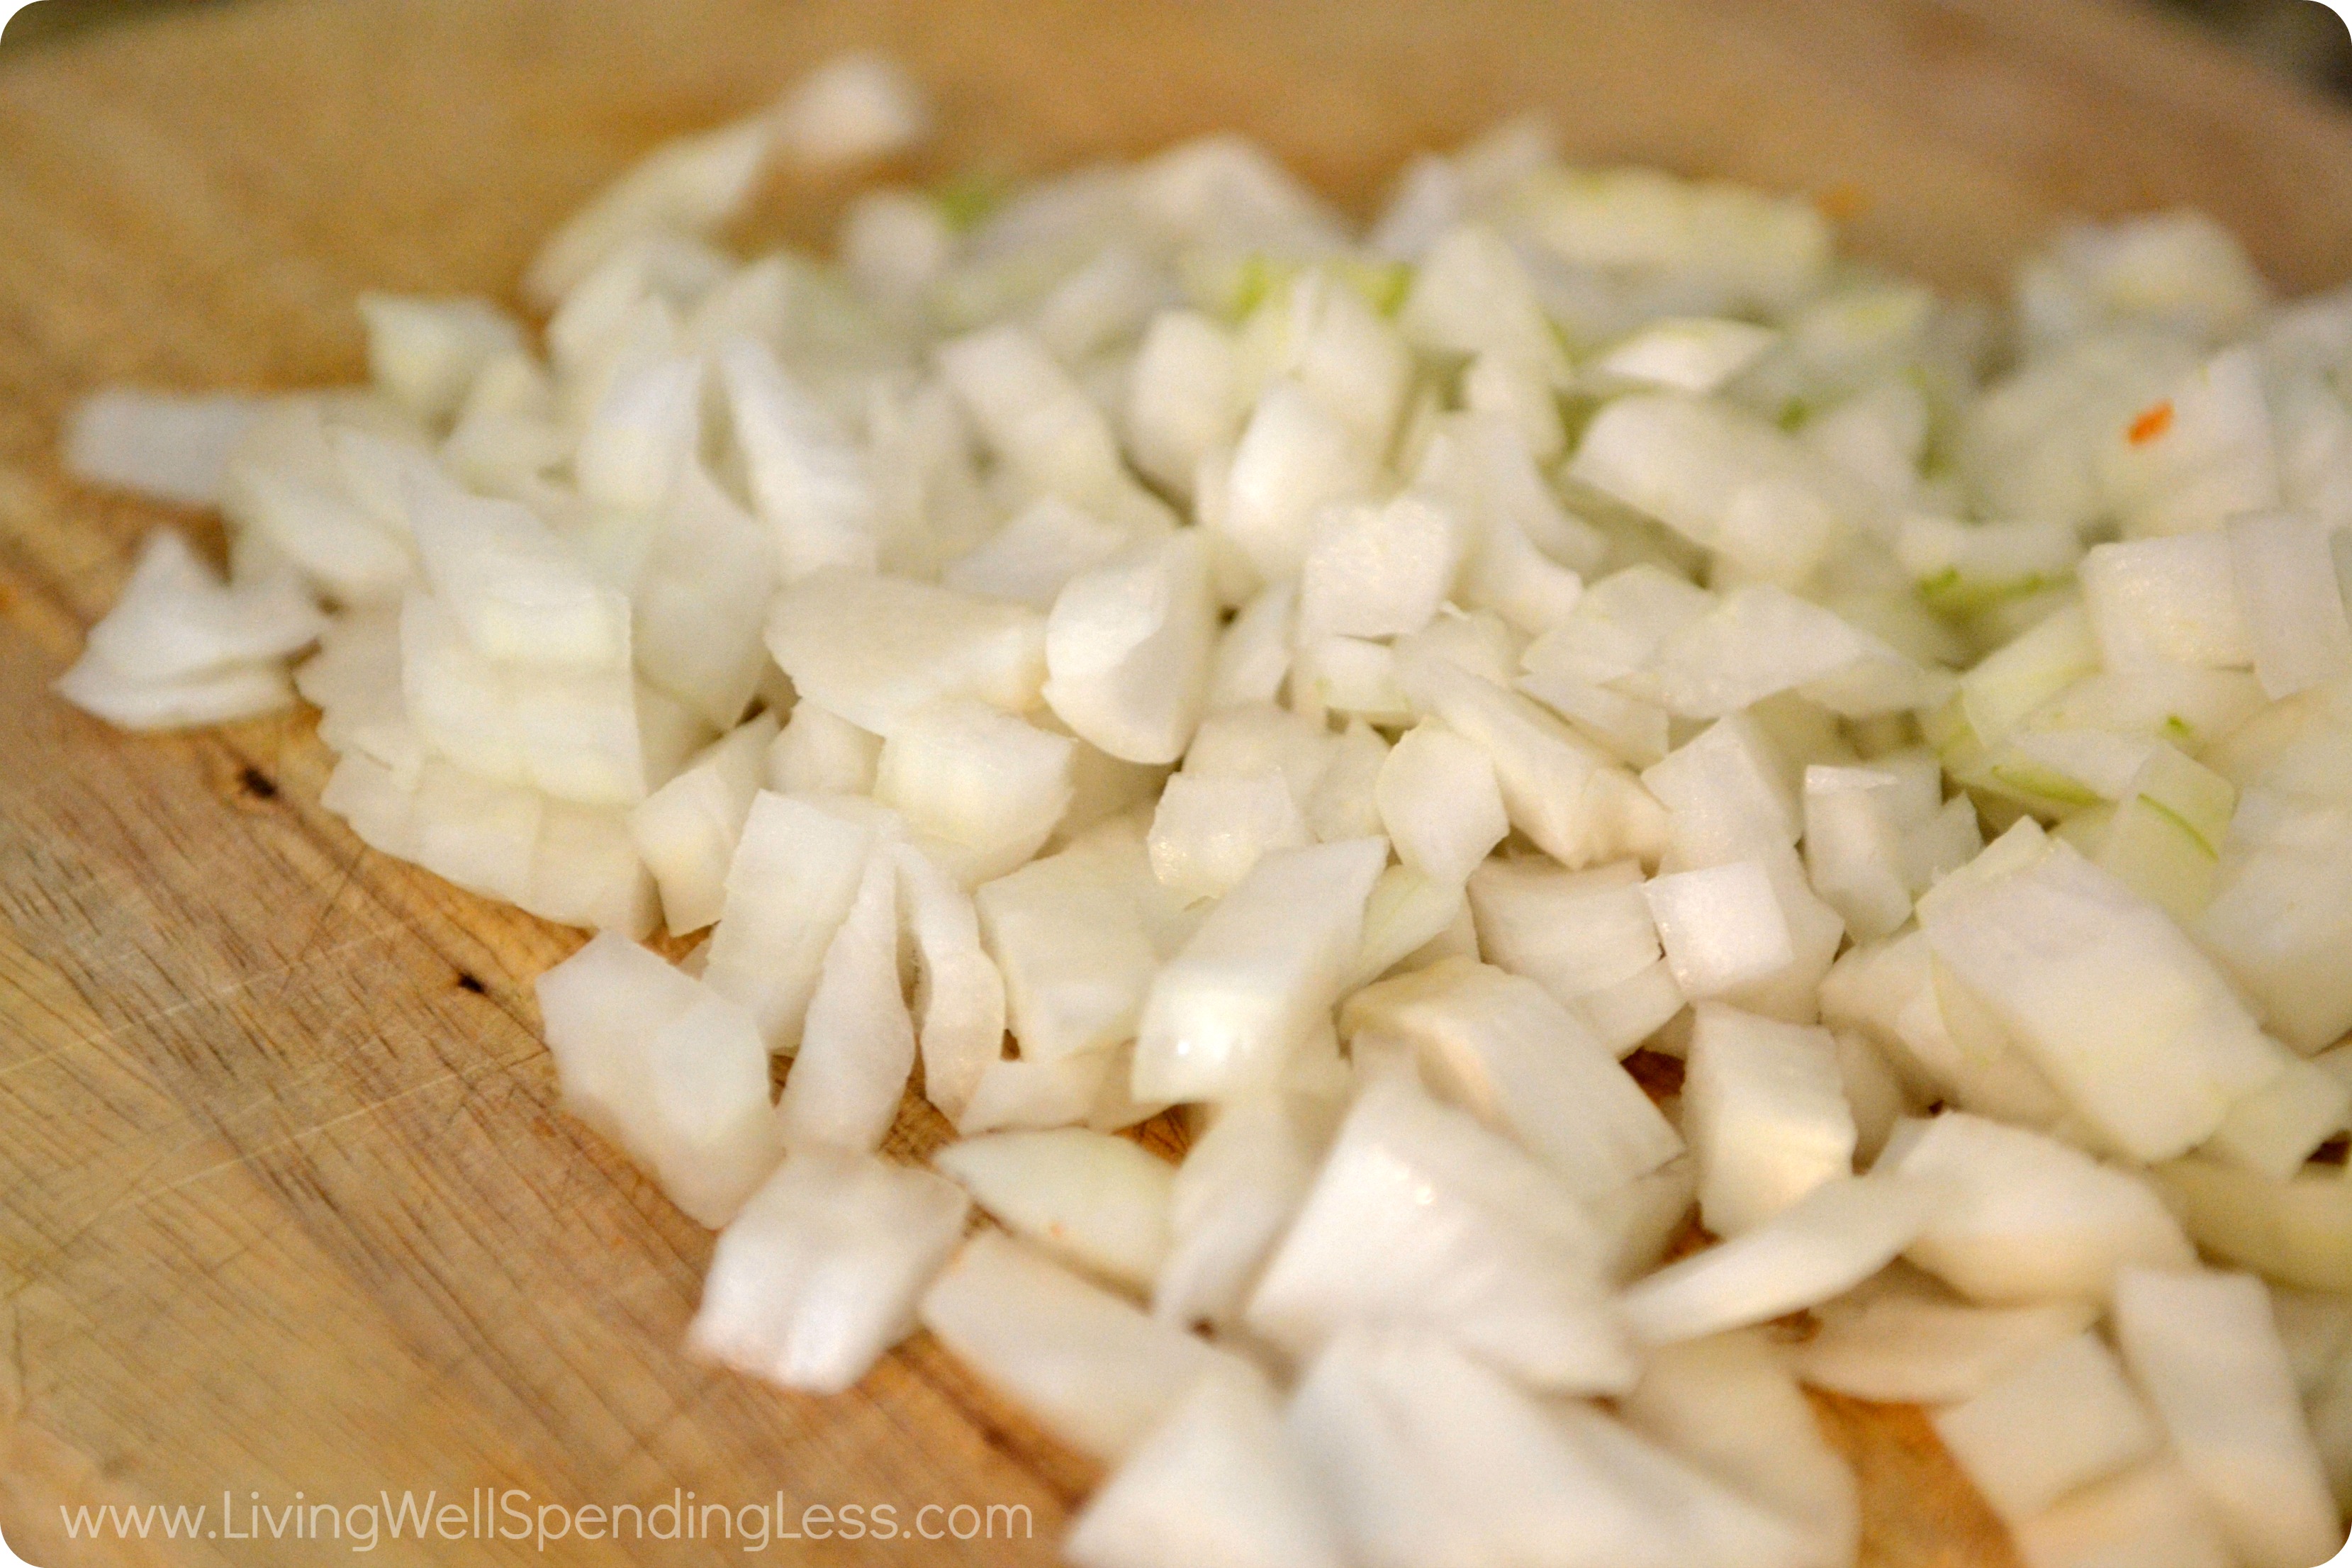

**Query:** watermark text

left=59, top=1489, right=1032, bottom=1552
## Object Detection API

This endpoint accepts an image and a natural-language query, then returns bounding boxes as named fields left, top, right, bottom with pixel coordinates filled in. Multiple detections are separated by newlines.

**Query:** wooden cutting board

left=4, top=1, right=2350, bottom=1562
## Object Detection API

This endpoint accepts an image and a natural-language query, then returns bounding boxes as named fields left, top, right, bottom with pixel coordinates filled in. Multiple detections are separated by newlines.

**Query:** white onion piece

left=358, top=295, right=524, bottom=426
left=1691, top=846, right=1840, bottom=1025
left=627, top=712, right=777, bottom=936
left=1591, top=1156, right=1700, bottom=1285
left=976, top=836, right=1160, bottom=1065
left=917, top=1232, right=1248, bottom=1463
left=1132, top=837, right=1387, bottom=1102
left=688, top=1146, right=968, bottom=1395
left=1644, top=861, right=1798, bottom=1000
left=536, top=930, right=697, bottom=1118
left=1928, top=1333, right=2161, bottom=1524
left=891, top=841, right=1007, bottom=1123
left=2203, top=1052, right=2351, bottom=1180
left=441, top=357, right=566, bottom=498
left=632, top=461, right=778, bottom=730
left=1153, top=1092, right=1333, bottom=1331
left=2312, top=1357, right=2352, bottom=1516
left=2153, top=1157, right=2352, bottom=1294
left=1801, top=765, right=1916, bottom=942
left=2228, top=510, right=2352, bottom=700
left=1920, top=823, right=2280, bottom=1162
left=1793, top=1266, right=2099, bottom=1404
left=1684, top=1003, right=1855, bottom=1238
left=526, top=113, right=773, bottom=308
left=1467, top=858, right=1661, bottom=1021
left=1087, top=1041, right=1175, bottom=1134
left=404, top=466, right=629, bottom=670
left=299, top=607, right=423, bottom=783
left=2079, top=532, right=2252, bottom=672
left=1124, top=309, right=1241, bottom=499
left=1066, top=1367, right=1343, bottom=1568
left=1375, top=722, right=1508, bottom=885
left=1576, top=958, right=1689, bottom=1057
left=481, top=660, right=681, bottom=807
left=702, top=790, right=879, bottom=1051
left=1618, top=1175, right=1938, bottom=1346
left=542, top=247, right=697, bottom=420
left=1642, top=712, right=1798, bottom=861
left=1567, top=394, right=1851, bottom=589
left=398, top=588, right=518, bottom=780
left=1819, top=931, right=2072, bottom=1128
left=1288, top=1327, right=1810, bottom=1568
left=1182, top=702, right=1338, bottom=802
left=874, top=699, right=1074, bottom=885
left=934, top=1129, right=1174, bottom=1292
left=1245, top=1068, right=1635, bottom=1394
left=1397, top=225, right=1571, bottom=382
left=2271, top=1286, right=2352, bottom=1401
left=1044, top=532, right=1218, bottom=766
left=1397, top=649, right=1665, bottom=870
left=66, top=388, right=269, bottom=508
left=1592, top=318, right=1779, bottom=396
left=1526, top=166, right=1834, bottom=307
left=1341, top=958, right=1682, bottom=1199
left=766, top=700, right=878, bottom=795
left=1619, top=1330, right=1859, bottom=1568
left=1366, top=150, right=1461, bottom=262
left=1451, top=423, right=1595, bottom=587
left=1650, top=586, right=1939, bottom=720
left=832, top=202, right=941, bottom=313
left=1518, top=663, right=1671, bottom=768
left=1146, top=769, right=1307, bottom=901
left=2098, top=346, right=2281, bottom=539
left=764, top=568, right=1046, bottom=735
left=775, top=850, right=914, bottom=1151
left=1206, top=578, right=1296, bottom=711
left=1884, top=1111, right=2194, bottom=1304
left=1298, top=491, right=1466, bottom=642
left=1301, top=719, right=1389, bottom=843
left=319, top=751, right=418, bottom=859
left=718, top=336, right=880, bottom=581
left=1345, top=864, right=1472, bottom=992
left=57, top=647, right=294, bottom=730
left=1525, top=564, right=1715, bottom=689
left=938, top=325, right=1167, bottom=530
left=1056, top=739, right=1170, bottom=846
left=2197, top=791, right=2352, bottom=1055
left=1270, top=269, right=1416, bottom=458
left=407, top=760, right=541, bottom=905
left=2026, top=211, right=2267, bottom=343
left=534, top=931, right=778, bottom=1226
left=2010, top=1462, right=2236, bottom=1568
left=956, top=1050, right=1114, bottom=1137
left=528, top=798, right=661, bottom=937
left=1214, top=381, right=1377, bottom=589
left=230, top=451, right=415, bottom=605
left=2110, top=1265, right=2343, bottom=1568
left=83, top=528, right=323, bottom=685
left=505, top=654, right=668, bottom=807
left=945, top=495, right=1136, bottom=610
left=773, top=52, right=929, bottom=167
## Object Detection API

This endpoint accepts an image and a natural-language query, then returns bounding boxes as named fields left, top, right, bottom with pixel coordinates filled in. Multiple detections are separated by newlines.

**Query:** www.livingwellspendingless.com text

left=55, top=1489, right=1036, bottom=1552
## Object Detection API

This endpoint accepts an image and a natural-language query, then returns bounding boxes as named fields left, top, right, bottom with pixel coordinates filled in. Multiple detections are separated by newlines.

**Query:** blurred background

left=9, top=0, right=2347, bottom=96
left=4, top=0, right=2351, bottom=96
left=2170, top=0, right=2352, bottom=94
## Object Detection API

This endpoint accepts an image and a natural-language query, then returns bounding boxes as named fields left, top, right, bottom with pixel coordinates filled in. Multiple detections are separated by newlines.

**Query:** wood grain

left=4, top=1, right=2349, bottom=1562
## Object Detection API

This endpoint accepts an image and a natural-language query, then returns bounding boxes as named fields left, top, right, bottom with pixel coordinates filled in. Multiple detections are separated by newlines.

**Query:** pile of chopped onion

left=59, top=51, right=2352, bottom=1567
